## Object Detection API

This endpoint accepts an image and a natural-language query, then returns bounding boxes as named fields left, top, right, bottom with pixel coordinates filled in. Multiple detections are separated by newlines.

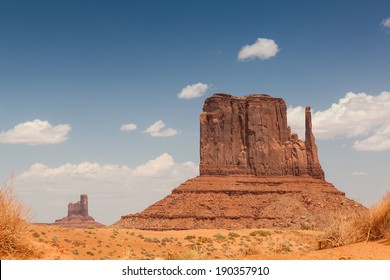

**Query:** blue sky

left=1, top=0, right=390, bottom=225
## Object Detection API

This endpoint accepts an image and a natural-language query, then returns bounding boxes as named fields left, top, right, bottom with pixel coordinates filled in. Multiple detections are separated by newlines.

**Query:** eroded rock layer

left=116, top=176, right=363, bottom=230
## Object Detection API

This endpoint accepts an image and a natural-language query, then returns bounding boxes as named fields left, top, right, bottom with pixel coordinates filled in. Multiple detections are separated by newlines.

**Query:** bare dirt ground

left=27, top=225, right=390, bottom=260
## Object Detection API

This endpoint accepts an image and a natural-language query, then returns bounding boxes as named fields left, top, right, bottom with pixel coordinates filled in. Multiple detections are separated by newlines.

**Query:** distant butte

left=115, top=93, right=364, bottom=230
left=53, top=195, right=105, bottom=228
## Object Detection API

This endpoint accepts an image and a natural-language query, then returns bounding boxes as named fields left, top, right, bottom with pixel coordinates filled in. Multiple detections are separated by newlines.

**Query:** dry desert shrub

left=163, top=250, right=205, bottom=260
left=250, top=230, right=271, bottom=237
left=325, top=192, right=390, bottom=247
left=368, top=192, right=390, bottom=239
left=0, top=180, right=36, bottom=259
left=243, top=245, right=261, bottom=255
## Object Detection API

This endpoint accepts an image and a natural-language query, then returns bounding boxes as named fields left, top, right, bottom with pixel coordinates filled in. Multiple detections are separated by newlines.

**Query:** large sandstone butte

left=200, top=94, right=324, bottom=178
left=115, top=94, right=364, bottom=230
left=53, top=195, right=105, bottom=228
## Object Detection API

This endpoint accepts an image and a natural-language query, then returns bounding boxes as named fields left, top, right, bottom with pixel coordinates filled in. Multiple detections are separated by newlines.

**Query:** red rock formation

left=304, top=107, right=324, bottom=179
left=115, top=93, right=364, bottom=230
left=68, top=194, right=89, bottom=217
left=200, top=94, right=324, bottom=179
left=54, top=195, right=105, bottom=228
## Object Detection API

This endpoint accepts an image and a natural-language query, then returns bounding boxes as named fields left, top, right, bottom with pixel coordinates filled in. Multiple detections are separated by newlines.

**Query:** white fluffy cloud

left=132, top=153, right=174, bottom=176
left=177, top=83, right=210, bottom=99
left=381, top=17, right=390, bottom=28
left=0, top=119, right=71, bottom=145
left=120, top=123, right=137, bottom=132
left=238, top=38, right=279, bottom=61
left=13, top=153, right=199, bottom=225
left=287, top=91, right=390, bottom=151
left=144, top=120, right=180, bottom=137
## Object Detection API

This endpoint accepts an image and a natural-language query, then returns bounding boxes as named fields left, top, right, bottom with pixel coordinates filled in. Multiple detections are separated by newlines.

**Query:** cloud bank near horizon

left=13, top=153, right=199, bottom=225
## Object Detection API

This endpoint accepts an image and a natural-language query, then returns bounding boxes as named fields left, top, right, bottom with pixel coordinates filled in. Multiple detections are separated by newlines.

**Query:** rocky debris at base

left=115, top=175, right=364, bottom=230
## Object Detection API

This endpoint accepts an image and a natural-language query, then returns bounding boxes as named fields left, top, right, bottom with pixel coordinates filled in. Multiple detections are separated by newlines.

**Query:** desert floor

left=26, top=225, right=390, bottom=260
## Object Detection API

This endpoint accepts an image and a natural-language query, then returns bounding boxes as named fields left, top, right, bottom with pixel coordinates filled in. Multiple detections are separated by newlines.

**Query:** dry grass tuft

left=368, top=192, right=390, bottom=239
left=0, top=180, right=37, bottom=259
left=325, top=192, right=390, bottom=247
left=243, top=245, right=261, bottom=255
left=163, top=250, right=205, bottom=260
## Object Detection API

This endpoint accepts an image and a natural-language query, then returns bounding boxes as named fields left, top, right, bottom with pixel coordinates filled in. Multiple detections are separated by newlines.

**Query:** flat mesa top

left=212, top=93, right=273, bottom=99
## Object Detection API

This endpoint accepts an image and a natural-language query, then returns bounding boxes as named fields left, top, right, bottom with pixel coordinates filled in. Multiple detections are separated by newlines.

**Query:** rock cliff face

left=53, top=195, right=105, bottom=228
left=115, top=93, right=364, bottom=230
left=200, top=94, right=324, bottom=179
left=67, top=194, right=89, bottom=217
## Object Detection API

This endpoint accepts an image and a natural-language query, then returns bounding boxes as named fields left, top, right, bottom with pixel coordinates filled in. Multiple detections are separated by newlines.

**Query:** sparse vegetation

left=228, top=232, right=240, bottom=239
left=275, top=243, right=292, bottom=254
left=301, top=224, right=315, bottom=230
left=161, top=237, right=173, bottom=245
left=144, top=237, right=160, bottom=243
left=164, top=249, right=205, bottom=260
left=2, top=189, right=389, bottom=260
left=213, top=233, right=226, bottom=242
left=250, top=230, right=271, bottom=237
left=51, top=236, right=59, bottom=247
left=243, top=245, right=261, bottom=255
left=72, top=239, right=86, bottom=247
left=184, top=235, right=196, bottom=241
left=0, top=181, right=37, bottom=259
left=197, top=236, right=213, bottom=243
